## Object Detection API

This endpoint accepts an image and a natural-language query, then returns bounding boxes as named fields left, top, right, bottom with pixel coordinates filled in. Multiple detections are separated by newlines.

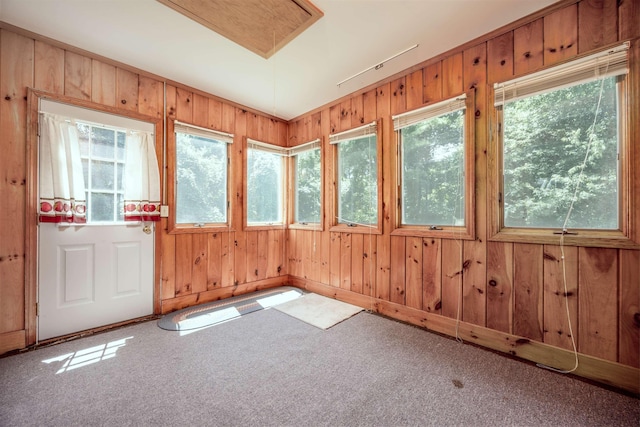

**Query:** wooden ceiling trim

left=156, top=0, right=323, bottom=59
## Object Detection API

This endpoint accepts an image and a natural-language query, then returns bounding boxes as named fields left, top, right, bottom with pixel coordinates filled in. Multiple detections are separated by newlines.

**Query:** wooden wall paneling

left=309, top=230, right=321, bottom=281
left=543, top=4, right=578, bottom=66
left=619, top=249, right=640, bottom=368
left=578, top=247, right=618, bottom=361
left=221, top=103, right=236, bottom=134
left=277, top=120, right=288, bottom=147
left=514, top=19, right=544, bottom=77
left=619, top=0, right=640, bottom=40
left=208, top=98, right=223, bottom=130
left=175, top=87, right=193, bottom=122
left=340, top=232, right=352, bottom=290
left=266, top=229, right=282, bottom=278
left=376, top=83, right=391, bottom=300
left=329, top=103, right=340, bottom=134
left=339, top=98, right=351, bottom=132
left=160, top=218, right=176, bottom=300
left=350, top=93, right=364, bottom=127
left=330, top=232, right=341, bottom=287
left=192, top=93, right=209, bottom=127
left=578, top=0, right=618, bottom=53
left=234, top=108, right=247, bottom=285
left=405, top=236, right=422, bottom=310
left=422, top=238, right=442, bottom=314
left=441, top=239, right=462, bottom=319
left=246, top=113, right=259, bottom=139
left=221, top=230, right=235, bottom=286
left=174, top=234, right=193, bottom=295
left=207, top=232, right=222, bottom=289
left=543, top=245, right=578, bottom=350
left=259, top=115, right=270, bottom=142
left=33, top=41, right=63, bottom=93
left=390, top=235, right=406, bottom=305
left=191, top=233, right=208, bottom=294
left=299, top=230, right=307, bottom=279
left=64, top=50, right=91, bottom=100
left=311, top=111, right=322, bottom=139
left=423, top=61, right=443, bottom=105
left=350, top=233, right=364, bottom=294
left=486, top=241, right=513, bottom=333
left=0, top=30, right=33, bottom=335
left=406, top=68, right=423, bottom=111
left=90, top=60, right=116, bottom=107
left=320, top=108, right=331, bottom=284
left=487, top=32, right=514, bottom=85
left=362, top=234, right=376, bottom=298
left=362, top=88, right=376, bottom=123
left=462, top=240, right=486, bottom=326
left=442, top=53, right=464, bottom=98
left=288, top=229, right=298, bottom=277
left=246, top=231, right=259, bottom=281
left=256, top=230, right=268, bottom=281
left=390, top=77, right=406, bottom=115
left=115, top=68, right=139, bottom=112
left=137, top=76, right=163, bottom=118
left=513, top=243, right=543, bottom=341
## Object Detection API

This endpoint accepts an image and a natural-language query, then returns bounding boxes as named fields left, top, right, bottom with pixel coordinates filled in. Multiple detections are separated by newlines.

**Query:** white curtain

left=123, top=131, right=161, bottom=221
left=38, top=113, right=87, bottom=223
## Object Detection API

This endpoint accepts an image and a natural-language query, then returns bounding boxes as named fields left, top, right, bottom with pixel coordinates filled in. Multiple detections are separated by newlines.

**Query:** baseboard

left=289, top=276, right=640, bottom=395
left=0, top=330, right=26, bottom=355
left=160, top=276, right=290, bottom=314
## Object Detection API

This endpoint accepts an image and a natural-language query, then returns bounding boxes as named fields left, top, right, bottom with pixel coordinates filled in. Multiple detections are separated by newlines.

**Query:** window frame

left=167, top=118, right=234, bottom=234
left=391, top=92, right=476, bottom=240
left=288, top=138, right=323, bottom=231
left=245, top=138, right=288, bottom=230
left=489, top=43, right=639, bottom=249
left=330, top=120, right=383, bottom=235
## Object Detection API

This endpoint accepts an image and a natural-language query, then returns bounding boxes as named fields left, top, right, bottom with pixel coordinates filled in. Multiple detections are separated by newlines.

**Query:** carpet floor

left=0, top=309, right=637, bottom=426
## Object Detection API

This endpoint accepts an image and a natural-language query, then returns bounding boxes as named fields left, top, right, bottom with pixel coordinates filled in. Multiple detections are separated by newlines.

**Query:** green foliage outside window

left=338, top=135, right=377, bottom=225
left=295, top=148, right=321, bottom=223
left=401, top=110, right=465, bottom=226
left=247, top=148, right=283, bottom=224
left=503, top=77, right=619, bottom=229
left=176, top=133, right=227, bottom=224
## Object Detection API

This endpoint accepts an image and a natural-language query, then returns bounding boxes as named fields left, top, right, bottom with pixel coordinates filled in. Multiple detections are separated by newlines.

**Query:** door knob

left=142, top=225, right=152, bottom=234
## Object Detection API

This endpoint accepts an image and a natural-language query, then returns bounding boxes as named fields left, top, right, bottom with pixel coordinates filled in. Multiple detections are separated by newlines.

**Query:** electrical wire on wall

left=453, top=105, right=466, bottom=344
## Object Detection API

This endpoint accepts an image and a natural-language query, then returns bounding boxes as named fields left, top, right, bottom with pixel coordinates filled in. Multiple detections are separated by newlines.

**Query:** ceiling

left=0, top=0, right=558, bottom=120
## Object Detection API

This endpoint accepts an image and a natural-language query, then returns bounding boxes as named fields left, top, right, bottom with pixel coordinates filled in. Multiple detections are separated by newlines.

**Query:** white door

left=37, top=99, right=155, bottom=341
left=38, top=223, right=154, bottom=340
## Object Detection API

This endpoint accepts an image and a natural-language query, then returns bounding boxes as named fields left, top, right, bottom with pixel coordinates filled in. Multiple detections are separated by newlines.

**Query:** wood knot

left=121, top=99, right=127, bottom=104
left=473, top=57, right=480, bottom=65
left=488, top=279, right=497, bottom=287
left=475, top=109, right=481, bottom=118
left=194, top=256, right=201, bottom=265
left=633, top=312, right=640, bottom=327
left=4, top=95, right=11, bottom=101
left=523, top=51, right=531, bottom=58
left=549, top=48, right=557, bottom=53
left=500, top=60, right=506, bottom=66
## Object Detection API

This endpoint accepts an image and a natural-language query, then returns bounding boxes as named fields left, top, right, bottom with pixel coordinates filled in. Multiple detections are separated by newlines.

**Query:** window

left=247, top=139, right=285, bottom=226
left=78, top=124, right=126, bottom=222
left=290, top=139, right=321, bottom=226
left=330, top=121, right=381, bottom=232
left=492, top=43, right=635, bottom=246
left=171, top=121, right=233, bottom=230
left=393, top=94, right=475, bottom=238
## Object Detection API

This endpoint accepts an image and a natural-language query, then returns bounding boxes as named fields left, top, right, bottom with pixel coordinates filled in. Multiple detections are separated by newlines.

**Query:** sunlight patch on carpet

left=273, top=293, right=363, bottom=329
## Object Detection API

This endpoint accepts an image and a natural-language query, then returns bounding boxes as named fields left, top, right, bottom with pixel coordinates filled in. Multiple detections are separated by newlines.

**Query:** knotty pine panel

left=64, top=51, right=91, bottom=100
left=350, top=233, right=364, bottom=294
left=362, top=234, right=376, bottom=298
left=543, top=245, right=578, bottom=351
left=192, top=93, right=209, bottom=127
left=578, top=0, right=618, bottom=54
left=405, top=236, right=422, bottom=310
left=513, top=243, right=543, bottom=341
left=390, top=77, right=406, bottom=115
left=442, top=53, right=464, bottom=98
left=160, top=218, right=176, bottom=300
left=513, top=18, right=544, bottom=76
left=406, top=69, right=423, bottom=111
left=137, top=76, right=162, bottom=118
left=441, top=239, right=463, bottom=319
left=207, top=232, right=222, bottom=290
left=350, top=93, right=364, bottom=127
left=0, top=30, right=33, bottom=334
left=116, top=67, right=139, bottom=111
left=340, top=232, right=352, bottom=291
left=174, top=234, right=193, bottom=295
left=486, top=241, right=513, bottom=334
left=578, top=247, right=618, bottom=361
left=91, top=60, right=116, bottom=107
left=390, top=235, right=406, bottom=305
left=543, top=4, right=578, bottom=66
left=191, top=234, right=208, bottom=294
left=34, top=41, right=64, bottom=93
left=422, top=238, right=442, bottom=314
left=619, top=249, right=640, bottom=368
left=423, top=61, right=443, bottom=105
left=487, top=32, right=514, bottom=85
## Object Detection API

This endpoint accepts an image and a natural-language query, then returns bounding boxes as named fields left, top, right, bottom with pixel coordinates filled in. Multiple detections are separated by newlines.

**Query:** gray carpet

left=0, top=309, right=637, bottom=426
